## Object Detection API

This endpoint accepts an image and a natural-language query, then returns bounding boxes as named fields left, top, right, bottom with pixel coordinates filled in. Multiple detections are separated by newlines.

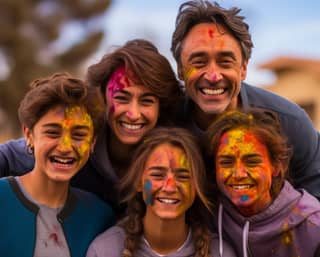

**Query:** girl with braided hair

left=86, top=127, right=236, bottom=257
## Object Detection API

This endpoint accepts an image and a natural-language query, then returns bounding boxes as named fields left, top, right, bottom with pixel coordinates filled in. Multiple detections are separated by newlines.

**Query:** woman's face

left=140, top=143, right=195, bottom=222
left=105, top=66, right=159, bottom=145
left=216, top=128, right=276, bottom=216
left=24, top=105, right=95, bottom=183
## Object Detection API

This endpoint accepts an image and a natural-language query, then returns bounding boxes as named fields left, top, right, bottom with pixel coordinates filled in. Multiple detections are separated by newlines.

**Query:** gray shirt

left=16, top=177, right=71, bottom=257
left=86, top=226, right=236, bottom=257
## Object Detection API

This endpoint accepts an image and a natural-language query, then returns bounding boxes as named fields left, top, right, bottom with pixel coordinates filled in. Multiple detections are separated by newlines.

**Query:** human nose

left=162, top=173, right=177, bottom=192
left=233, top=161, right=247, bottom=178
left=126, top=100, right=141, bottom=120
left=203, top=62, right=222, bottom=83
left=57, top=134, right=73, bottom=153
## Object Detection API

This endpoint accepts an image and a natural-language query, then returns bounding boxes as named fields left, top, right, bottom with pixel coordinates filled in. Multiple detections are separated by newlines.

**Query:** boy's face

left=24, top=105, right=94, bottom=183
left=215, top=128, right=275, bottom=216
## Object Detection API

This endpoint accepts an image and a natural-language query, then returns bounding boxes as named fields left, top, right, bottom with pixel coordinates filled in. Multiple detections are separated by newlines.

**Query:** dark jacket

left=0, top=176, right=115, bottom=257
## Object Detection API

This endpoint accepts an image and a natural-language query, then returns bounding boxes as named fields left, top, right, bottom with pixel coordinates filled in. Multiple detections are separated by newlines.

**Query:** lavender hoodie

left=218, top=181, right=320, bottom=257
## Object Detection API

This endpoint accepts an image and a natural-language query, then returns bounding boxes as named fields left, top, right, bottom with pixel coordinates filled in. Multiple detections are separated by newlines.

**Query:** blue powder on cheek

left=144, top=180, right=154, bottom=205
left=241, top=195, right=249, bottom=201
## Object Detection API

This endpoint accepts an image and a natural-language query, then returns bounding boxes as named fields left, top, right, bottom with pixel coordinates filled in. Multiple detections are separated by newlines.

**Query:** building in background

left=260, top=57, right=320, bottom=130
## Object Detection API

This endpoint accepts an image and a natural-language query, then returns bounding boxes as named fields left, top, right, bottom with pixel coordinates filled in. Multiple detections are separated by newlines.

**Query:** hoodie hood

left=218, top=181, right=320, bottom=257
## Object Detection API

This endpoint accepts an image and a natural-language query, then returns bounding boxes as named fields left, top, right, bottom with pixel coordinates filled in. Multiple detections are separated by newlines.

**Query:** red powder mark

left=208, top=29, right=215, bottom=38
left=49, top=233, right=62, bottom=247
left=212, top=73, right=218, bottom=82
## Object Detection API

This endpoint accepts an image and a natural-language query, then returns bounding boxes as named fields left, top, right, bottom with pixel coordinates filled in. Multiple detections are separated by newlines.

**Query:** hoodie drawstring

left=242, top=220, right=250, bottom=257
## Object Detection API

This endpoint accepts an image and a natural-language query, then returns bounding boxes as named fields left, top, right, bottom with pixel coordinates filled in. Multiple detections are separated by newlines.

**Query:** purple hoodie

left=218, top=181, right=320, bottom=257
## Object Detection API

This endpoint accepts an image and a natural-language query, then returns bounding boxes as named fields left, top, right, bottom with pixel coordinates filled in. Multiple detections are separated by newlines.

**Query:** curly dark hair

left=118, top=127, right=213, bottom=257
left=18, top=72, right=104, bottom=136
left=206, top=108, right=292, bottom=198
left=171, top=0, right=253, bottom=65
left=86, top=39, right=183, bottom=125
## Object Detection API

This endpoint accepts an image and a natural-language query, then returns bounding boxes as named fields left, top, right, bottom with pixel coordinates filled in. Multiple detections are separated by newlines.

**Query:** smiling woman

left=0, top=73, right=115, bottom=257
left=86, top=127, right=237, bottom=257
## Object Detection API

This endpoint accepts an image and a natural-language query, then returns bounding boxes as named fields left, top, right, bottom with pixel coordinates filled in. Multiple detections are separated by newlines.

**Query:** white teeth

left=121, top=122, right=143, bottom=130
left=51, top=157, right=75, bottom=165
left=231, top=185, right=251, bottom=190
left=201, top=88, right=225, bottom=95
left=158, top=198, right=179, bottom=204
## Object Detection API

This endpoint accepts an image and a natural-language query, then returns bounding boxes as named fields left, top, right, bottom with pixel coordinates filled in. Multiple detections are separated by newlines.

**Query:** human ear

left=22, top=124, right=33, bottom=146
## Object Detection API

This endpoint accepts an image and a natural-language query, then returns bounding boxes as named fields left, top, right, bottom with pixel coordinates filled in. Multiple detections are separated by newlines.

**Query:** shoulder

left=86, top=226, right=125, bottom=257
left=210, top=232, right=237, bottom=257
left=242, top=83, right=308, bottom=120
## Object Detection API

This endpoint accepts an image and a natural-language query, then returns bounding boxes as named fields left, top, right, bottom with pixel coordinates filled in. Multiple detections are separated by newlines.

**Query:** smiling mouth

left=200, top=88, right=225, bottom=95
left=157, top=198, right=180, bottom=204
left=229, top=184, right=253, bottom=190
left=120, top=122, right=144, bottom=130
left=50, top=156, right=76, bottom=165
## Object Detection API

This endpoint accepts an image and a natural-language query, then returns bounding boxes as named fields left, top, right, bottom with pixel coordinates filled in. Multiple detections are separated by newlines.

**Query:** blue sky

left=91, top=0, right=320, bottom=86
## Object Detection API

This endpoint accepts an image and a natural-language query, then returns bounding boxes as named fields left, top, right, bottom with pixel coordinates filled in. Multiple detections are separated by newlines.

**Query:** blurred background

left=1, top=0, right=320, bottom=142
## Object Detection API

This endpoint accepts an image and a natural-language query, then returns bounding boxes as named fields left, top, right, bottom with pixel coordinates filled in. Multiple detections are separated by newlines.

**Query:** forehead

left=145, top=143, right=186, bottom=165
left=181, top=23, right=242, bottom=58
left=40, top=105, right=92, bottom=124
left=218, top=128, right=268, bottom=155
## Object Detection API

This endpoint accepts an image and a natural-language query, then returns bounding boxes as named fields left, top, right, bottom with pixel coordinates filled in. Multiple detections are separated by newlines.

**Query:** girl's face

left=24, top=105, right=95, bottom=183
left=106, top=66, right=159, bottom=145
left=216, top=128, right=276, bottom=216
left=140, top=143, right=195, bottom=222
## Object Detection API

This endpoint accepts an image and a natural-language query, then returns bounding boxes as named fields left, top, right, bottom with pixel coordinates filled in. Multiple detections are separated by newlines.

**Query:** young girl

left=86, top=127, right=236, bottom=257
left=207, top=109, right=320, bottom=257
left=0, top=73, right=115, bottom=257
left=0, top=39, right=183, bottom=214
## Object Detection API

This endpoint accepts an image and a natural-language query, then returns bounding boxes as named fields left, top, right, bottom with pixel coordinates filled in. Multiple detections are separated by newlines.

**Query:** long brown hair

left=86, top=39, right=183, bottom=125
left=119, top=127, right=213, bottom=257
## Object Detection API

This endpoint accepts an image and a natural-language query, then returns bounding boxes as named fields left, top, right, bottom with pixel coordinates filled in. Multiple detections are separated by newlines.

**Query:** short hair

left=86, top=39, right=183, bottom=125
left=206, top=108, right=292, bottom=198
left=18, top=72, right=104, bottom=136
left=171, top=0, right=253, bottom=65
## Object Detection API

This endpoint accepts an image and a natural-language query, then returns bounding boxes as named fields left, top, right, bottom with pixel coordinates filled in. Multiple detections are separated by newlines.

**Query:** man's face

left=179, top=23, right=247, bottom=115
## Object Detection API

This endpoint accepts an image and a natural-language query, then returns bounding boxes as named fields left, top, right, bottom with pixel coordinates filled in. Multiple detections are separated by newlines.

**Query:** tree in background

left=0, top=0, right=111, bottom=137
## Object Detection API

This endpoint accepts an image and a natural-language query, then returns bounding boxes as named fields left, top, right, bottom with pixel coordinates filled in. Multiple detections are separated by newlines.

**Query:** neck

left=108, top=133, right=135, bottom=178
left=20, top=171, right=68, bottom=208
left=143, top=214, right=189, bottom=255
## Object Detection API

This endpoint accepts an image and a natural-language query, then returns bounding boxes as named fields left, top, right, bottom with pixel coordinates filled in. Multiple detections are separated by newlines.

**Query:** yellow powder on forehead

left=219, top=128, right=257, bottom=155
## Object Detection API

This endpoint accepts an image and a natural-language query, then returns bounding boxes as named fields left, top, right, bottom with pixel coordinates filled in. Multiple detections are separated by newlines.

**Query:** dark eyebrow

left=217, top=51, right=237, bottom=61
left=147, top=166, right=167, bottom=172
left=141, top=92, right=157, bottom=98
left=42, top=123, right=61, bottom=129
left=188, top=51, right=207, bottom=62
